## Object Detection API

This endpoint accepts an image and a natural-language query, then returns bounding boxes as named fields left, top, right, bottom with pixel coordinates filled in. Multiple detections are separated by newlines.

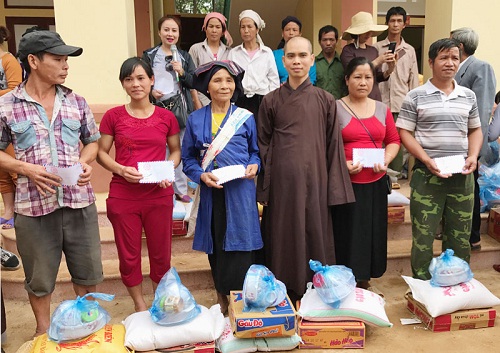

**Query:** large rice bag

left=429, top=249, right=473, bottom=287
left=243, top=264, right=287, bottom=312
left=149, top=267, right=201, bottom=325
left=27, top=324, right=128, bottom=353
left=309, top=260, right=356, bottom=308
left=47, top=293, right=114, bottom=342
left=124, top=305, right=224, bottom=351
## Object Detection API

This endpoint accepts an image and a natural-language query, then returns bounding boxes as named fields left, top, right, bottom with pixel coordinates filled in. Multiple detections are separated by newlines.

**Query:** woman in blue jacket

left=182, top=61, right=262, bottom=314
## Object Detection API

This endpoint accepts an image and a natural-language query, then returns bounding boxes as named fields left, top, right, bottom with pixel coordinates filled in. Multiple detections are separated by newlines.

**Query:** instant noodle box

left=229, top=291, right=296, bottom=338
left=298, top=319, right=365, bottom=349
left=406, top=293, right=496, bottom=332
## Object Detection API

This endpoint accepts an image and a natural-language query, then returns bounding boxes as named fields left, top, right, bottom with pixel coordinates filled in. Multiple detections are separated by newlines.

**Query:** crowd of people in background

left=0, top=4, right=499, bottom=339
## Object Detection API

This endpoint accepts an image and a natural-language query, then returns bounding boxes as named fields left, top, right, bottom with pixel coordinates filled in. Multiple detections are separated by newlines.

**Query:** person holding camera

left=340, top=11, right=396, bottom=102
left=374, top=6, right=419, bottom=177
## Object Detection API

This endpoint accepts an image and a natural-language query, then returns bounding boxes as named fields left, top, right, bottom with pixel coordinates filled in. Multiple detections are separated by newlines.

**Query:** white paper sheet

left=434, top=155, right=465, bottom=174
left=352, top=148, right=385, bottom=168
left=211, top=165, right=246, bottom=185
left=138, top=160, right=175, bottom=183
left=44, top=163, right=83, bottom=186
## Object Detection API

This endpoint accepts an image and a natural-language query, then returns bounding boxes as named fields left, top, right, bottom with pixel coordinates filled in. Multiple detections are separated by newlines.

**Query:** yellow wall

left=424, top=0, right=499, bottom=88
left=450, top=0, right=499, bottom=89
left=312, top=0, right=333, bottom=54
left=53, top=0, right=137, bottom=104
left=423, top=0, right=453, bottom=80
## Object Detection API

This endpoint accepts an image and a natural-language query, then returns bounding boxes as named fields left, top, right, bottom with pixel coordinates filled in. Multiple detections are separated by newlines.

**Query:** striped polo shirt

left=397, top=79, right=480, bottom=159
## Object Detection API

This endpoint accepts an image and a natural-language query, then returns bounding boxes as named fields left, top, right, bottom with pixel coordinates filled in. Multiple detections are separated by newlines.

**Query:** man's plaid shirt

left=0, top=83, right=100, bottom=216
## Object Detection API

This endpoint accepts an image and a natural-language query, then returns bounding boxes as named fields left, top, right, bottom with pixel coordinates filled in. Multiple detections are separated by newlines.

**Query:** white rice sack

left=402, top=276, right=500, bottom=317
left=123, top=304, right=225, bottom=351
left=388, top=190, right=410, bottom=206
left=216, top=318, right=257, bottom=353
left=298, top=286, right=392, bottom=327
left=256, top=335, right=301, bottom=351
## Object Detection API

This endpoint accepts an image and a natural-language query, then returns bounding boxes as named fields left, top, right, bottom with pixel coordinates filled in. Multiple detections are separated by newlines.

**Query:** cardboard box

left=298, top=319, right=365, bottom=349
left=388, top=206, right=405, bottom=224
left=152, top=341, right=215, bottom=353
left=406, top=293, right=496, bottom=332
left=173, top=220, right=187, bottom=236
left=487, top=207, right=500, bottom=243
left=229, top=291, right=297, bottom=338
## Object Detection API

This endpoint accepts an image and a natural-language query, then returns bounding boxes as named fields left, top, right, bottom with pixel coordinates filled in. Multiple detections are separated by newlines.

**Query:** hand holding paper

left=44, top=163, right=83, bottom=186
left=353, top=148, right=385, bottom=168
left=434, top=155, right=465, bottom=175
left=211, top=165, right=246, bottom=185
left=137, top=161, right=175, bottom=184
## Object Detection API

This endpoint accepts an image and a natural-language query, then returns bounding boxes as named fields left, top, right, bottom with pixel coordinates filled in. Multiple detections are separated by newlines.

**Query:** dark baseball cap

left=17, top=30, right=83, bottom=61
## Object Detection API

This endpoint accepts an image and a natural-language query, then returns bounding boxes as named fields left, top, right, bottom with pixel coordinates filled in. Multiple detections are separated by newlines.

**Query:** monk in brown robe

left=257, top=37, right=355, bottom=301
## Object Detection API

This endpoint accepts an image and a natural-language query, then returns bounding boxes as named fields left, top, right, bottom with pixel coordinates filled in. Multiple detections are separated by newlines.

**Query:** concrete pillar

left=53, top=0, right=137, bottom=104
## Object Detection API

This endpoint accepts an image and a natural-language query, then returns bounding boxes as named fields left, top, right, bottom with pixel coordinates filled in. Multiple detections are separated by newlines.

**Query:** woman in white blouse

left=228, top=9, right=279, bottom=123
left=189, top=12, right=233, bottom=108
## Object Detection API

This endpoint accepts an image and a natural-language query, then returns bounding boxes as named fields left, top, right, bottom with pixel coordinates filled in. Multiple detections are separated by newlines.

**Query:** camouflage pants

left=409, top=168, right=474, bottom=279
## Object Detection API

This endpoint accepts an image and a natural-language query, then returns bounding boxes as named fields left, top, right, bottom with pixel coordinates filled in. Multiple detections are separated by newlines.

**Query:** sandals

left=471, top=242, right=481, bottom=251
left=1, top=217, right=14, bottom=229
left=176, top=194, right=192, bottom=203
left=367, top=286, right=385, bottom=299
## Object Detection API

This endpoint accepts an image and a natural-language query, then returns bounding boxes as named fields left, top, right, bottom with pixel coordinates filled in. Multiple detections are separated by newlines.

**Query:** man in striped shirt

left=396, top=38, right=482, bottom=280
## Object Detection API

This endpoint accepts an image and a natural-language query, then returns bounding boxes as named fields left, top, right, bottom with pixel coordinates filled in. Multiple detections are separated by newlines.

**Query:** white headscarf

left=238, top=9, right=266, bottom=46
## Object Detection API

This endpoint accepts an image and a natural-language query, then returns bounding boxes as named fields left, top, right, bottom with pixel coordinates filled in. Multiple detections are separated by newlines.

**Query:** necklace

left=127, top=104, right=155, bottom=118
left=347, top=96, right=369, bottom=118
left=211, top=104, right=234, bottom=131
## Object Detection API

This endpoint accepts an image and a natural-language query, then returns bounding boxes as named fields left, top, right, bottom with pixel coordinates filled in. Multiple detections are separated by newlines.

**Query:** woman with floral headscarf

left=228, top=9, right=279, bottom=123
left=189, top=12, right=233, bottom=108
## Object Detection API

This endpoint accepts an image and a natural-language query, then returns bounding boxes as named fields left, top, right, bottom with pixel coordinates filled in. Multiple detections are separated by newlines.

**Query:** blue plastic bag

left=478, top=162, right=500, bottom=212
left=429, top=249, right=473, bottom=287
left=149, top=267, right=201, bottom=325
left=242, top=264, right=287, bottom=312
left=309, top=260, right=356, bottom=309
left=47, top=292, right=114, bottom=342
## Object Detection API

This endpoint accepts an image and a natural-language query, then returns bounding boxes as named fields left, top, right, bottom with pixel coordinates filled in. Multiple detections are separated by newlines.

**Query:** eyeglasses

left=165, top=56, right=174, bottom=72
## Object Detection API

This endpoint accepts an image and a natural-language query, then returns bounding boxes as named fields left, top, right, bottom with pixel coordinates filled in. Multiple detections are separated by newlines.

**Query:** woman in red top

left=332, top=57, right=400, bottom=294
left=97, top=57, right=181, bottom=311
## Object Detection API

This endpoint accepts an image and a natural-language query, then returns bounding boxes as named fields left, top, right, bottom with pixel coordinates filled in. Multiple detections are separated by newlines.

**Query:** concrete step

left=387, top=208, right=489, bottom=240
left=1, top=226, right=196, bottom=262
left=386, top=233, right=500, bottom=275
left=1, top=251, right=212, bottom=301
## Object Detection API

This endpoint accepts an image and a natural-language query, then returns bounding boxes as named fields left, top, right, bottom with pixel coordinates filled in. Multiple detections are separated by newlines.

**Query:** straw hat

left=341, top=12, right=388, bottom=41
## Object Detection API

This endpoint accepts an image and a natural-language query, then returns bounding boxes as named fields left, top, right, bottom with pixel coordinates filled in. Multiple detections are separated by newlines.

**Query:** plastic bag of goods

left=149, top=267, right=201, bottom=325
left=242, top=264, right=287, bottom=312
left=309, top=260, right=356, bottom=308
left=429, top=249, right=473, bottom=287
left=47, top=292, right=114, bottom=342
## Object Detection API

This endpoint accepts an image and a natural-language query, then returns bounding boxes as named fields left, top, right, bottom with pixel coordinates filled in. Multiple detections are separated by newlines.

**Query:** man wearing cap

left=257, top=37, right=354, bottom=301
left=273, top=16, right=316, bottom=85
left=0, top=30, right=102, bottom=336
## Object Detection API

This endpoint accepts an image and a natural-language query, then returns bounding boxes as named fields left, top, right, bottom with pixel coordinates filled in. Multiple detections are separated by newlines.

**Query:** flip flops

left=1, top=217, right=14, bottom=229
left=367, top=286, right=385, bottom=299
